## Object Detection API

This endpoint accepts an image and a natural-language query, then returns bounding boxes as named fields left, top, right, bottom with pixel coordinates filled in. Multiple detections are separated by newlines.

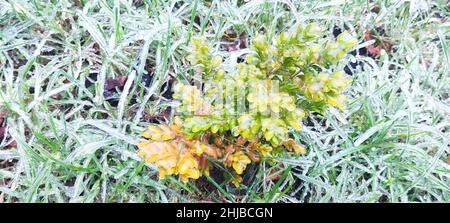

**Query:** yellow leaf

left=142, top=125, right=177, bottom=141
left=228, top=151, right=251, bottom=175
left=282, top=138, right=307, bottom=155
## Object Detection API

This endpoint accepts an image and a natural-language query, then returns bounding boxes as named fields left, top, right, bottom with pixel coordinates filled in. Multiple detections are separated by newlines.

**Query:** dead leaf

left=143, top=107, right=171, bottom=123
left=268, top=163, right=285, bottom=181
left=367, top=45, right=382, bottom=58
left=8, top=140, right=17, bottom=148
left=247, top=150, right=260, bottom=163
left=105, top=76, right=128, bottom=91
left=364, top=29, right=393, bottom=58
left=0, top=109, right=7, bottom=124
left=223, top=32, right=247, bottom=52
left=0, top=127, right=5, bottom=139
left=202, top=144, right=222, bottom=159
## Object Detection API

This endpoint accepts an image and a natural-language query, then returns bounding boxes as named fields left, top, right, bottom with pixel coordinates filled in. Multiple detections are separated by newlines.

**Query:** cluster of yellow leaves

left=137, top=120, right=218, bottom=182
left=138, top=140, right=201, bottom=182
left=300, top=71, right=352, bottom=110
left=138, top=118, right=307, bottom=185
left=247, top=90, right=296, bottom=114
left=173, top=83, right=212, bottom=115
left=186, top=37, right=225, bottom=80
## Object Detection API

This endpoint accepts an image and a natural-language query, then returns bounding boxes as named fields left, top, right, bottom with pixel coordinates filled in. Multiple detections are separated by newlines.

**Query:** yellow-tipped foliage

left=137, top=23, right=357, bottom=185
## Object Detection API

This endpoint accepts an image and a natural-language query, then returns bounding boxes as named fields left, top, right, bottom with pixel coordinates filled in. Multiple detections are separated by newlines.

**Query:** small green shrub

left=138, top=23, right=357, bottom=186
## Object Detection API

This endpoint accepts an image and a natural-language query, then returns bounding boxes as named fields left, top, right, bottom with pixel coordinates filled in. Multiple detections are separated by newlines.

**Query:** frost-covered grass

left=0, top=0, right=449, bottom=202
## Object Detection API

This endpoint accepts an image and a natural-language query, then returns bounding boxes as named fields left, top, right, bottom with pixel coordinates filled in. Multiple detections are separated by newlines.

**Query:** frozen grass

left=0, top=0, right=449, bottom=202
